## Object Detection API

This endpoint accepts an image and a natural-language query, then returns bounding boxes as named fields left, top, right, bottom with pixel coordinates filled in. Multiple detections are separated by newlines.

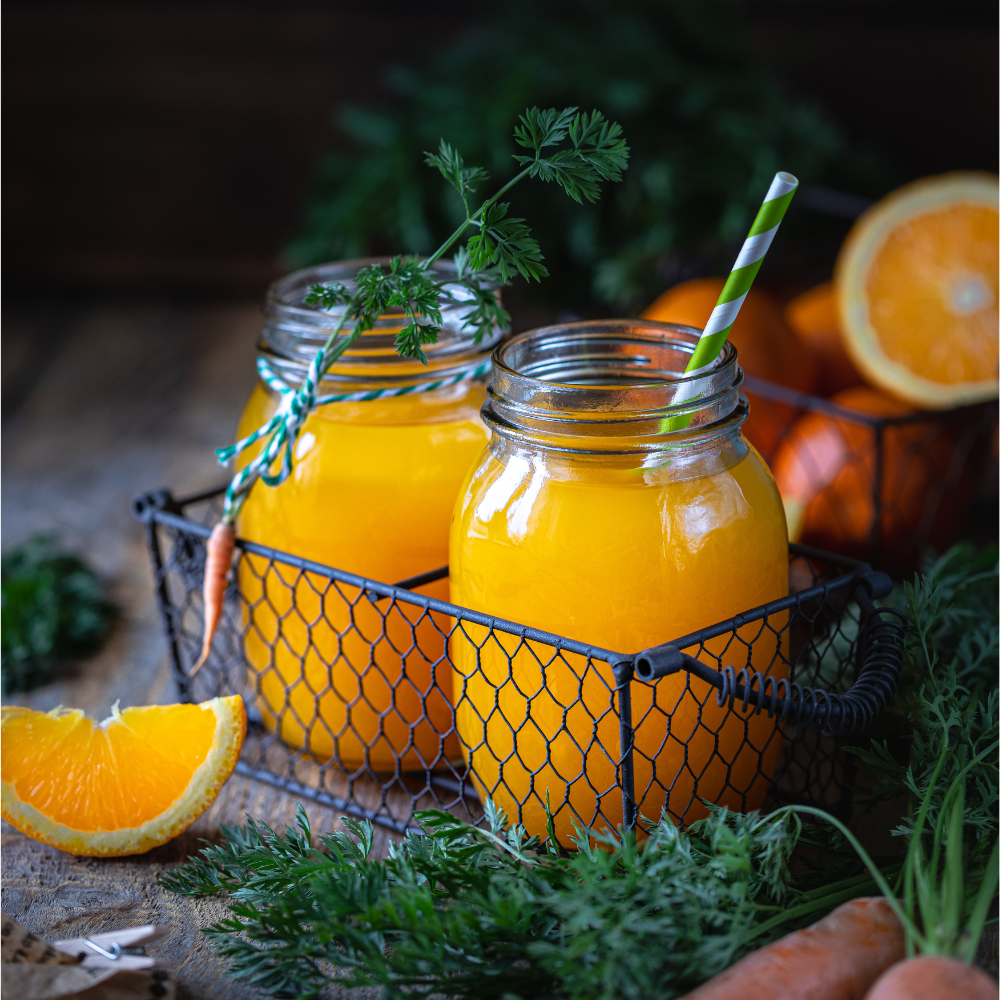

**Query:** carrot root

left=681, top=897, right=905, bottom=1000
left=864, top=954, right=997, bottom=1000
left=191, top=522, right=236, bottom=677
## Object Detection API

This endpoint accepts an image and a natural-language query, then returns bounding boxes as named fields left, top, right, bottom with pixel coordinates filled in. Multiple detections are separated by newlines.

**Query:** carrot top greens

left=160, top=800, right=879, bottom=1000
left=301, top=107, right=629, bottom=366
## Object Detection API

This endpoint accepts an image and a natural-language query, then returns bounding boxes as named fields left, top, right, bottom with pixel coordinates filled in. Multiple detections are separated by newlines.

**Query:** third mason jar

left=237, top=259, right=502, bottom=772
left=449, top=319, right=790, bottom=842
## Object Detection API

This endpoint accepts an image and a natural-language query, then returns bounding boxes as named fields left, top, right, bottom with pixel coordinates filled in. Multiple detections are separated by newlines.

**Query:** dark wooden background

left=4, top=0, right=997, bottom=297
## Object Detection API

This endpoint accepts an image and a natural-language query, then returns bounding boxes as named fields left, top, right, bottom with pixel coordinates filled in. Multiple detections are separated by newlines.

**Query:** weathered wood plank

left=1, top=766, right=392, bottom=999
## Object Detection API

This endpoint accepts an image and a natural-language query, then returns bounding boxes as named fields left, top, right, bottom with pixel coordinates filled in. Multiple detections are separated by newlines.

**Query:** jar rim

left=484, top=319, right=746, bottom=455
left=260, top=257, right=504, bottom=387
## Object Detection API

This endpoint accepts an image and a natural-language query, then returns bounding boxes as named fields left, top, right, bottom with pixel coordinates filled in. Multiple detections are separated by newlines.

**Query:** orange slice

left=836, top=172, right=999, bottom=409
left=1, top=696, right=245, bottom=856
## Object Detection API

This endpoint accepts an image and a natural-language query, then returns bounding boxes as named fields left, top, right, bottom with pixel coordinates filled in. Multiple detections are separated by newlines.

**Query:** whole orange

left=785, top=282, right=864, bottom=396
left=643, top=278, right=821, bottom=457
left=771, top=386, right=968, bottom=570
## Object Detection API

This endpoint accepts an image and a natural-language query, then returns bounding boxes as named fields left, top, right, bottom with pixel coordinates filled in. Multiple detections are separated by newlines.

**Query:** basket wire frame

left=135, top=482, right=903, bottom=840
left=744, top=378, right=998, bottom=573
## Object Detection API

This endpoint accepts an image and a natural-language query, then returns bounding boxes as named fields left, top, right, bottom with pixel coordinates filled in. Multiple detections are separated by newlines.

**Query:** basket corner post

left=613, top=657, right=638, bottom=832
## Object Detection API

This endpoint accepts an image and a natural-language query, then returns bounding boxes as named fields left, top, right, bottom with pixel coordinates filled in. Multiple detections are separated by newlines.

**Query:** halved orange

left=1, top=696, right=245, bottom=856
left=836, top=172, right=999, bottom=409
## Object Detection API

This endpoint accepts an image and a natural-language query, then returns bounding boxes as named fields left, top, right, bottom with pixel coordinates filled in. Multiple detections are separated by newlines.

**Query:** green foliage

left=301, top=105, right=627, bottom=363
left=287, top=0, right=892, bottom=308
left=848, top=545, right=999, bottom=957
left=852, top=546, right=999, bottom=846
left=162, top=801, right=872, bottom=1000
left=1, top=535, right=114, bottom=695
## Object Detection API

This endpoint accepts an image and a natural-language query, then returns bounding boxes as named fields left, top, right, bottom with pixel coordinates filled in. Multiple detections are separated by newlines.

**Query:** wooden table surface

left=1, top=295, right=392, bottom=997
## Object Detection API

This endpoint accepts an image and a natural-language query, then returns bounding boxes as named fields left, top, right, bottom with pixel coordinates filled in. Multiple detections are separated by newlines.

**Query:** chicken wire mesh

left=745, top=378, right=999, bottom=574
left=135, top=481, right=904, bottom=841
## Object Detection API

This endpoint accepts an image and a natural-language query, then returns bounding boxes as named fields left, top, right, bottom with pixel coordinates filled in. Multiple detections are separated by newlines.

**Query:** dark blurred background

left=4, top=0, right=998, bottom=305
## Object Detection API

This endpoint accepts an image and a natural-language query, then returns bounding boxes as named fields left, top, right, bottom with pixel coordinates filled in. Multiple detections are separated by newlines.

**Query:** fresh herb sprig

left=161, top=799, right=886, bottom=1000
left=301, top=106, right=627, bottom=369
left=851, top=546, right=999, bottom=850
left=845, top=544, right=999, bottom=960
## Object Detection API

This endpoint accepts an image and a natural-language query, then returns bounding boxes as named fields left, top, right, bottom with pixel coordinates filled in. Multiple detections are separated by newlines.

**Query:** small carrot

left=680, top=897, right=905, bottom=1000
left=864, top=954, right=997, bottom=1000
left=191, top=521, right=236, bottom=677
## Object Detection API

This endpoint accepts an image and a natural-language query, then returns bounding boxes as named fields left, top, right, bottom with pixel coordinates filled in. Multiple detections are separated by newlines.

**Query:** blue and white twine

left=216, top=351, right=491, bottom=520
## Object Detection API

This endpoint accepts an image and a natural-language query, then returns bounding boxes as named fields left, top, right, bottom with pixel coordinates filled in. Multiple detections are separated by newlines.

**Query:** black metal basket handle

left=631, top=571, right=905, bottom=736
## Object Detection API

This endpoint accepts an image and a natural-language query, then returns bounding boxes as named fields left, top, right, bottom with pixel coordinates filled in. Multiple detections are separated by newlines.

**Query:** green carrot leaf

left=467, top=202, right=548, bottom=282
left=425, top=139, right=490, bottom=210
left=515, top=108, right=630, bottom=204
left=304, top=281, right=351, bottom=310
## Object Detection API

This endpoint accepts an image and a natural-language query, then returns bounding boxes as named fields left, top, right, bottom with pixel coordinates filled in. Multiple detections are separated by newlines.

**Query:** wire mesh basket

left=135, top=482, right=905, bottom=839
left=744, top=378, right=998, bottom=574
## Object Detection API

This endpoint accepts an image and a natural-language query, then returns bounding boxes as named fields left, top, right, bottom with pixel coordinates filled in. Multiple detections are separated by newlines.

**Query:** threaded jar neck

left=483, top=320, right=747, bottom=456
left=260, top=258, right=504, bottom=390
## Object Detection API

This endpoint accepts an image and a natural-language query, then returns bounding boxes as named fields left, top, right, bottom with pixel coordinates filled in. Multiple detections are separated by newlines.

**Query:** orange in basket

left=785, top=282, right=864, bottom=396
left=836, top=172, right=999, bottom=409
left=772, top=386, right=964, bottom=566
left=643, top=278, right=821, bottom=457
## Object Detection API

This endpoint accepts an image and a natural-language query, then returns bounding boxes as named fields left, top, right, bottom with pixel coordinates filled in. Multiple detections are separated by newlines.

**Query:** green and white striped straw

left=684, top=171, right=799, bottom=375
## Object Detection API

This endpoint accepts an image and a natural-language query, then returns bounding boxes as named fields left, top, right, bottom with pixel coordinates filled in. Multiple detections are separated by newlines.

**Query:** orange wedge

left=1, top=696, right=245, bottom=856
left=836, top=172, right=999, bottom=409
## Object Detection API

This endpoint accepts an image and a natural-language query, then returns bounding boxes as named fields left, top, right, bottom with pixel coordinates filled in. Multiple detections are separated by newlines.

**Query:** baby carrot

left=191, top=522, right=236, bottom=677
left=681, top=897, right=905, bottom=1000
left=864, top=954, right=997, bottom=1000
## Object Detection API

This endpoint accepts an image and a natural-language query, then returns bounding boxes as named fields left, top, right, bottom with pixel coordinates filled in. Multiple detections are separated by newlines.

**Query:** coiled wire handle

left=633, top=574, right=905, bottom=737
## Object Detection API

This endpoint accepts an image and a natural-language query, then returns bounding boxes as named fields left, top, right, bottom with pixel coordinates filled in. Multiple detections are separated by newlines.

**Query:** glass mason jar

left=236, top=259, right=502, bottom=772
left=449, top=320, right=790, bottom=842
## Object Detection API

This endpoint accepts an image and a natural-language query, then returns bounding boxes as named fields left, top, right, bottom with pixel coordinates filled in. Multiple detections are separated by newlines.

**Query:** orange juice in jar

left=237, top=259, right=501, bottom=772
left=449, top=320, right=789, bottom=842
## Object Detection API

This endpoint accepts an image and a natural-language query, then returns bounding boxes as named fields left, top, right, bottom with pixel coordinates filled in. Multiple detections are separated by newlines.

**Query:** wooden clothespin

left=53, top=925, right=169, bottom=971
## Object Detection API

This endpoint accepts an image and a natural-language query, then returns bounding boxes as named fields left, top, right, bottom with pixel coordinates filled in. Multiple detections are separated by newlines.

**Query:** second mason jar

left=237, top=259, right=502, bottom=772
left=449, top=320, right=790, bottom=842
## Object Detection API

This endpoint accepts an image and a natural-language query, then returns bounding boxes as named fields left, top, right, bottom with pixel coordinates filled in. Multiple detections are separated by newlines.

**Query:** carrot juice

left=235, top=260, right=498, bottom=771
left=448, top=320, right=789, bottom=843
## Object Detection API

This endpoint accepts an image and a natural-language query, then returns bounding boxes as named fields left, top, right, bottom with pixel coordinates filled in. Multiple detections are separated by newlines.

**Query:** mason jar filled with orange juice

left=237, top=259, right=502, bottom=772
left=449, top=319, right=789, bottom=842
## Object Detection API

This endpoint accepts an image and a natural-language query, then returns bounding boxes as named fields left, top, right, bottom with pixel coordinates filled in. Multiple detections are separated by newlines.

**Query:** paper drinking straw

left=684, top=171, right=799, bottom=375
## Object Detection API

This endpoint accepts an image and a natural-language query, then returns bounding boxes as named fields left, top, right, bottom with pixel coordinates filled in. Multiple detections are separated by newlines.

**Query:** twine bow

left=216, top=349, right=490, bottom=521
